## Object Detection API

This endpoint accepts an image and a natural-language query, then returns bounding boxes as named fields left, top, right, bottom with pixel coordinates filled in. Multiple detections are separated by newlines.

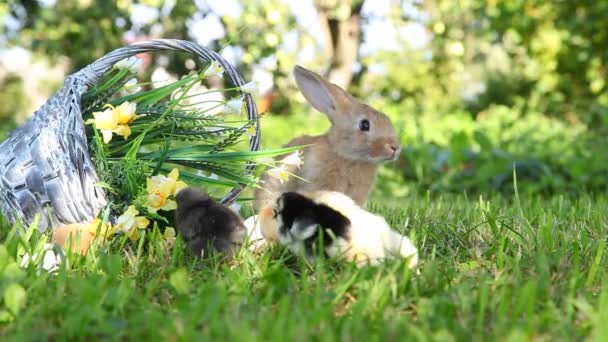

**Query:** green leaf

left=473, top=130, right=493, bottom=151
left=0, top=246, right=10, bottom=272
left=139, top=145, right=216, bottom=159
left=173, top=169, right=239, bottom=187
left=85, top=67, right=130, bottom=98
left=169, top=268, right=190, bottom=295
left=4, top=283, right=27, bottom=315
left=142, top=145, right=304, bottom=162
left=0, top=309, right=13, bottom=323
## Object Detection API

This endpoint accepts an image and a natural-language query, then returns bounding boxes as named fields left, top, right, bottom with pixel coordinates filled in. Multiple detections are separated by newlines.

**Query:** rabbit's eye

left=359, top=119, right=370, bottom=131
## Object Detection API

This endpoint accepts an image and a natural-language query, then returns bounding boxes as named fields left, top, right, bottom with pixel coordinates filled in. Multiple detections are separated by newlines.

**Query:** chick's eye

left=359, top=119, right=370, bottom=132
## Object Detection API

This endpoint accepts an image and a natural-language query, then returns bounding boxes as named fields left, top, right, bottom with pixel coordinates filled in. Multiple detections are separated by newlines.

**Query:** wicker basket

left=0, top=39, right=260, bottom=232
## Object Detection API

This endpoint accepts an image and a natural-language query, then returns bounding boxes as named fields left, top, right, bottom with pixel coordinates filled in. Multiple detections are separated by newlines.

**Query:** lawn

left=1, top=191, right=607, bottom=340
left=3, top=1, right=608, bottom=340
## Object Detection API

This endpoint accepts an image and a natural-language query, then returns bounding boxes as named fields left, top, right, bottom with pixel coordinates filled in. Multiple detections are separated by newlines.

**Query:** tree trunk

left=316, top=2, right=364, bottom=89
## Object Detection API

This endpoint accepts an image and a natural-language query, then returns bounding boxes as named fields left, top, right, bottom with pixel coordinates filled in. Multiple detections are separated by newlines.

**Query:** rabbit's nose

left=388, top=144, right=401, bottom=159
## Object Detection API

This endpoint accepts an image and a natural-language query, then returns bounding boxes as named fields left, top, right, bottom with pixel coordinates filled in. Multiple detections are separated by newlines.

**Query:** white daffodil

left=115, top=56, right=143, bottom=73
left=281, top=151, right=302, bottom=169
left=224, top=97, right=244, bottom=115
left=246, top=125, right=257, bottom=138
left=240, top=81, right=258, bottom=95
left=266, top=165, right=290, bottom=184
left=257, top=156, right=276, bottom=165
left=203, top=60, right=224, bottom=78
left=123, top=78, right=141, bottom=93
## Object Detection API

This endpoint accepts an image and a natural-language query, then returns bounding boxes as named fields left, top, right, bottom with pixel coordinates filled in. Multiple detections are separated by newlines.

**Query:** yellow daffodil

left=85, top=101, right=139, bottom=143
left=146, top=185, right=177, bottom=214
left=115, top=56, right=143, bottom=73
left=115, top=205, right=150, bottom=241
left=86, top=107, right=117, bottom=143
left=266, top=165, right=290, bottom=184
left=88, top=218, right=116, bottom=240
left=112, top=101, right=138, bottom=125
left=145, top=168, right=188, bottom=213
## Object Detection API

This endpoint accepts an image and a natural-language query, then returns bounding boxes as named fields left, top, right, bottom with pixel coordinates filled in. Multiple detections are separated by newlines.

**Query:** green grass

left=1, top=192, right=607, bottom=340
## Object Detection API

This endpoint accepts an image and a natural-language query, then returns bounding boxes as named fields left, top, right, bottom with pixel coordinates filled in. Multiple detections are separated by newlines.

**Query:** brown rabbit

left=254, top=65, right=400, bottom=210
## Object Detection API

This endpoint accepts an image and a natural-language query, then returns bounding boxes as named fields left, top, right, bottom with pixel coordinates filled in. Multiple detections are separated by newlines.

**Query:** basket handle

left=76, top=39, right=260, bottom=205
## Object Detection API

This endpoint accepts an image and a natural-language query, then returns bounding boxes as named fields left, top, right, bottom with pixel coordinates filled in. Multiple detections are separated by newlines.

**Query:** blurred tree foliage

left=3, top=0, right=364, bottom=99
left=366, top=0, right=608, bottom=125
left=9, top=1, right=128, bottom=71
left=3, top=0, right=607, bottom=123
left=0, top=75, right=28, bottom=141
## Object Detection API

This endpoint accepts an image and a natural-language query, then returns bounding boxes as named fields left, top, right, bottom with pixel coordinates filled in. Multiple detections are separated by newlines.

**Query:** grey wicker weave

left=0, top=39, right=260, bottom=232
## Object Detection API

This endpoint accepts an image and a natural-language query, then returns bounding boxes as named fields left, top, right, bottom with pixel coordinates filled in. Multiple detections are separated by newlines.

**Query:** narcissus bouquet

left=69, top=57, right=299, bottom=252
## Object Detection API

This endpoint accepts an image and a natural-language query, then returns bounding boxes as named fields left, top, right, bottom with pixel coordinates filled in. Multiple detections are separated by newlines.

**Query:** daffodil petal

left=115, top=101, right=137, bottom=124
left=161, top=199, right=177, bottom=211
left=266, top=166, right=289, bottom=184
left=246, top=126, right=257, bottom=137
left=93, top=108, right=118, bottom=130
left=146, top=178, right=154, bottom=193
left=281, top=151, right=302, bottom=169
left=175, top=181, right=188, bottom=194
left=113, top=125, right=131, bottom=139
left=88, top=219, right=101, bottom=234
left=135, top=216, right=150, bottom=229
left=146, top=192, right=165, bottom=209
left=124, top=205, right=139, bottom=216
left=128, top=228, right=139, bottom=241
left=224, top=97, right=244, bottom=115
left=101, top=130, right=113, bottom=143
left=168, top=168, right=180, bottom=181
left=240, top=81, right=258, bottom=94
left=159, top=181, right=175, bottom=198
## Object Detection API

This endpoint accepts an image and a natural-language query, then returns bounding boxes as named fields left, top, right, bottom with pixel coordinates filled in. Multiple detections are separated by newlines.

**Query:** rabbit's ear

left=293, top=65, right=354, bottom=121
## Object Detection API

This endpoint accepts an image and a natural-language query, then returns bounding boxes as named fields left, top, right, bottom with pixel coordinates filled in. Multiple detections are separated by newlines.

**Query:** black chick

left=175, top=187, right=246, bottom=258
